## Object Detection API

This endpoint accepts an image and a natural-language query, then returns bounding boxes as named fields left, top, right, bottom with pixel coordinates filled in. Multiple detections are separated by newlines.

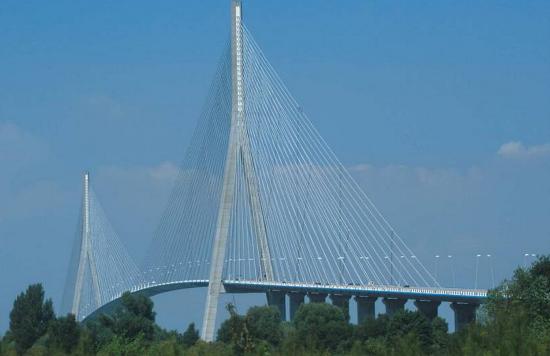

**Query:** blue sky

left=1, top=0, right=549, bottom=332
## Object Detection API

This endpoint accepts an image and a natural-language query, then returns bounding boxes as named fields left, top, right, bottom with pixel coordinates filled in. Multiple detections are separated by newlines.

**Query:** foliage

left=353, top=312, right=449, bottom=355
left=216, top=303, right=248, bottom=352
left=8, top=284, right=55, bottom=354
left=245, top=305, right=283, bottom=346
left=181, top=322, right=200, bottom=348
left=48, top=314, right=81, bottom=353
left=293, top=302, right=352, bottom=352
left=216, top=303, right=283, bottom=353
left=452, top=256, right=550, bottom=354
left=96, top=334, right=148, bottom=356
left=98, top=292, right=156, bottom=342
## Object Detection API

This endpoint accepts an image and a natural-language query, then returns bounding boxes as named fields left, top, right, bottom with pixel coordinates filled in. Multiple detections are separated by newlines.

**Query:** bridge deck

left=83, top=279, right=487, bottom=321
left=222, top=279, right=487, bottom=304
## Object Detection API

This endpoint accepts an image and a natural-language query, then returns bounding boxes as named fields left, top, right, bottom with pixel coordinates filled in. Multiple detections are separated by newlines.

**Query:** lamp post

left=475, top=254, right=481, bottom=289
left=399, top=255, right=405, bottom=285
left=487, top=254, right=495, bottom=288
left=434, top=255, right=440, bottom=283
left=448, top=255, right=456, bottom=288
left=384, top=256, right=391, bottom=285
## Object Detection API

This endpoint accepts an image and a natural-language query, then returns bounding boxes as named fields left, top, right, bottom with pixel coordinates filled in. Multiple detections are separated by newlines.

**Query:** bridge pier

left=451, top=302, right=478, bottom=331
left=383, top=297, right=407, bottom=316
left=289, top=292, right=305, bottom=320
left=266, top=291, right=286, bottom=320
left=330, top=294, right=351, bottom=320
left=414, top=300, right=441, bottom=320
left=308, top=293, right=327, bottom=303
left=355, top=296, right=377, bottom=323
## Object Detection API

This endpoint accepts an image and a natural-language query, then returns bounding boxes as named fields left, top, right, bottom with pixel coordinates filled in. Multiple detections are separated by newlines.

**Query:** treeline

left=1, top=256, right=550, bottom=355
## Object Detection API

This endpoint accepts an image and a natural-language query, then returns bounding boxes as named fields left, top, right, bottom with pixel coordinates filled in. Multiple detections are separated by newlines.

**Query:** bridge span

left=84, top=279, right=486, bottom=332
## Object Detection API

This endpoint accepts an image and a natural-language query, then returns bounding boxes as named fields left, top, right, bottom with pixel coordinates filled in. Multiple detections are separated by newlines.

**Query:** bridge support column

left=330, top=294, right=351, bottom=320
left=308, top=293, right=327, bottom=303
left=266, top=291, right=286, bottom=321
left=451, top=302, right=478, bottom=331
left=355, top=296, right=377, bottom=323
left=383, top=298, right=407, bottom=316
left=414, top=300, right=441, bottom=320
left=289, top=292, right=305, bottom=320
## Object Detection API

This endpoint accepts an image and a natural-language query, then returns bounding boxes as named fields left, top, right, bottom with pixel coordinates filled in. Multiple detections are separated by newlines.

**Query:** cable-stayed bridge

left=61, top=1, right=487, bottom=341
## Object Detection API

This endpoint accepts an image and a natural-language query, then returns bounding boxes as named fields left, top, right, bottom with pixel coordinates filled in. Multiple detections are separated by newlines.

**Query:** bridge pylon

left=61, top=172, right=139, bottom=321
left=71, top=172, right=101, bottom=319
left=202, top=0, right=274, bottom=342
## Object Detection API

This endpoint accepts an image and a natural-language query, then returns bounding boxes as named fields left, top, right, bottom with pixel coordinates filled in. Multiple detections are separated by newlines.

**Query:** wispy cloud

left=497, top=141, right=550, bottom=159
left=0, top=122, right=68, bottom=222
left=0, top=121, right=49, bottom=165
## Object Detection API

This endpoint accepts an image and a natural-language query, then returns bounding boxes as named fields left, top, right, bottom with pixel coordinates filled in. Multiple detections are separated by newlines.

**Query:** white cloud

left=4, top=180, right=71, bottom=221
left=96, top=162, right=179, bottom=193
left=350, top=163, right=482, bottom=191
left=497, top=141, right=550, bottom=159
left=149, top=161, right=180, bottom=182
left=0, top=121, right=49, bottom=165
left=0, top=122, right=61, bottom=220
left=91, top=162, right=182, bottom=260
left=347, top=162, right=497, bottom=258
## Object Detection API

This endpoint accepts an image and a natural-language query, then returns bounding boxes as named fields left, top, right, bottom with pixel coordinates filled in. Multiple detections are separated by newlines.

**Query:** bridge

left=61, top=0, right=487, bottom=341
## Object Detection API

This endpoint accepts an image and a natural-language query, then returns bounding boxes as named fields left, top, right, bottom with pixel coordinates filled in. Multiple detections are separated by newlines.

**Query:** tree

left=387, top=310, right=432, bottom=349
left=354, top=314, right=390, bottom=341
left=216, top=304, right=249, bottom=352
left=245, top=306, right=283, bottom=346
left=8, top=284, right=55, bottom=353
left=99, top=292, right=156, bottom=342
left=293, top=302, right=351, bottom=352
left=48, top=314, right=80, bottom=353
left=96, top=334, right=148, bottom=356
left=454, top=255, right=550, bottom=354
left=181, top=322, right=199, bottom=348
left=430, top=317, right=450, bottom=353
left=486, top=256, right=550, bottom=336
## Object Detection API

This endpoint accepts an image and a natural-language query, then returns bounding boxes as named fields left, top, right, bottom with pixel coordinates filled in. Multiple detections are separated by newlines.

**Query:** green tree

left=72, top=327, right=97, bottom=356
left=8, top=284, right=55, bottom=354
left=293, top=302, right=351, bottom=352
left=181, top=322, right=199, bottom=348
left=97, top=334, right=148, bottom=356
left=185, top=340, right=233, bottom=356
left=454, top=255, right=550, bottom=355
left=99, top=292, right=156, bottom=342
left=356, top=337, right=388, bottom=356
left=354, top=314, right=390, bottom=341
left=245, top=305, right=283, bottom=346
left=48, top=314, right=80, bottom=353
left=216, top=304, right=250, bottom=353
left=430, top=316, right=449, bottom=353
left=386, top=310, right=432, bottom=349
left=494, top=256, right=550, bottom=331
left=146, top=337, right=184, bottom=356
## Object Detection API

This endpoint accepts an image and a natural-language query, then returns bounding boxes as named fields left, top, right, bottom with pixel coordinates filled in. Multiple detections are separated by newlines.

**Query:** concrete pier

left=288, top=292, right=305, bottom=320
left=308, top=293, right=327, bottom=303
left=330, top=294, right=351, bottom=320
left=355, top=296, right=377, bottom=323
left=451, top=302, right=478, bottom=331
left=383, top=297, right=407, bottom=316
left=330, top=294, right=350, bottom=309
left=414, top=300, right=441, bottom=320
left=266, top=291, right=286, bottom=320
